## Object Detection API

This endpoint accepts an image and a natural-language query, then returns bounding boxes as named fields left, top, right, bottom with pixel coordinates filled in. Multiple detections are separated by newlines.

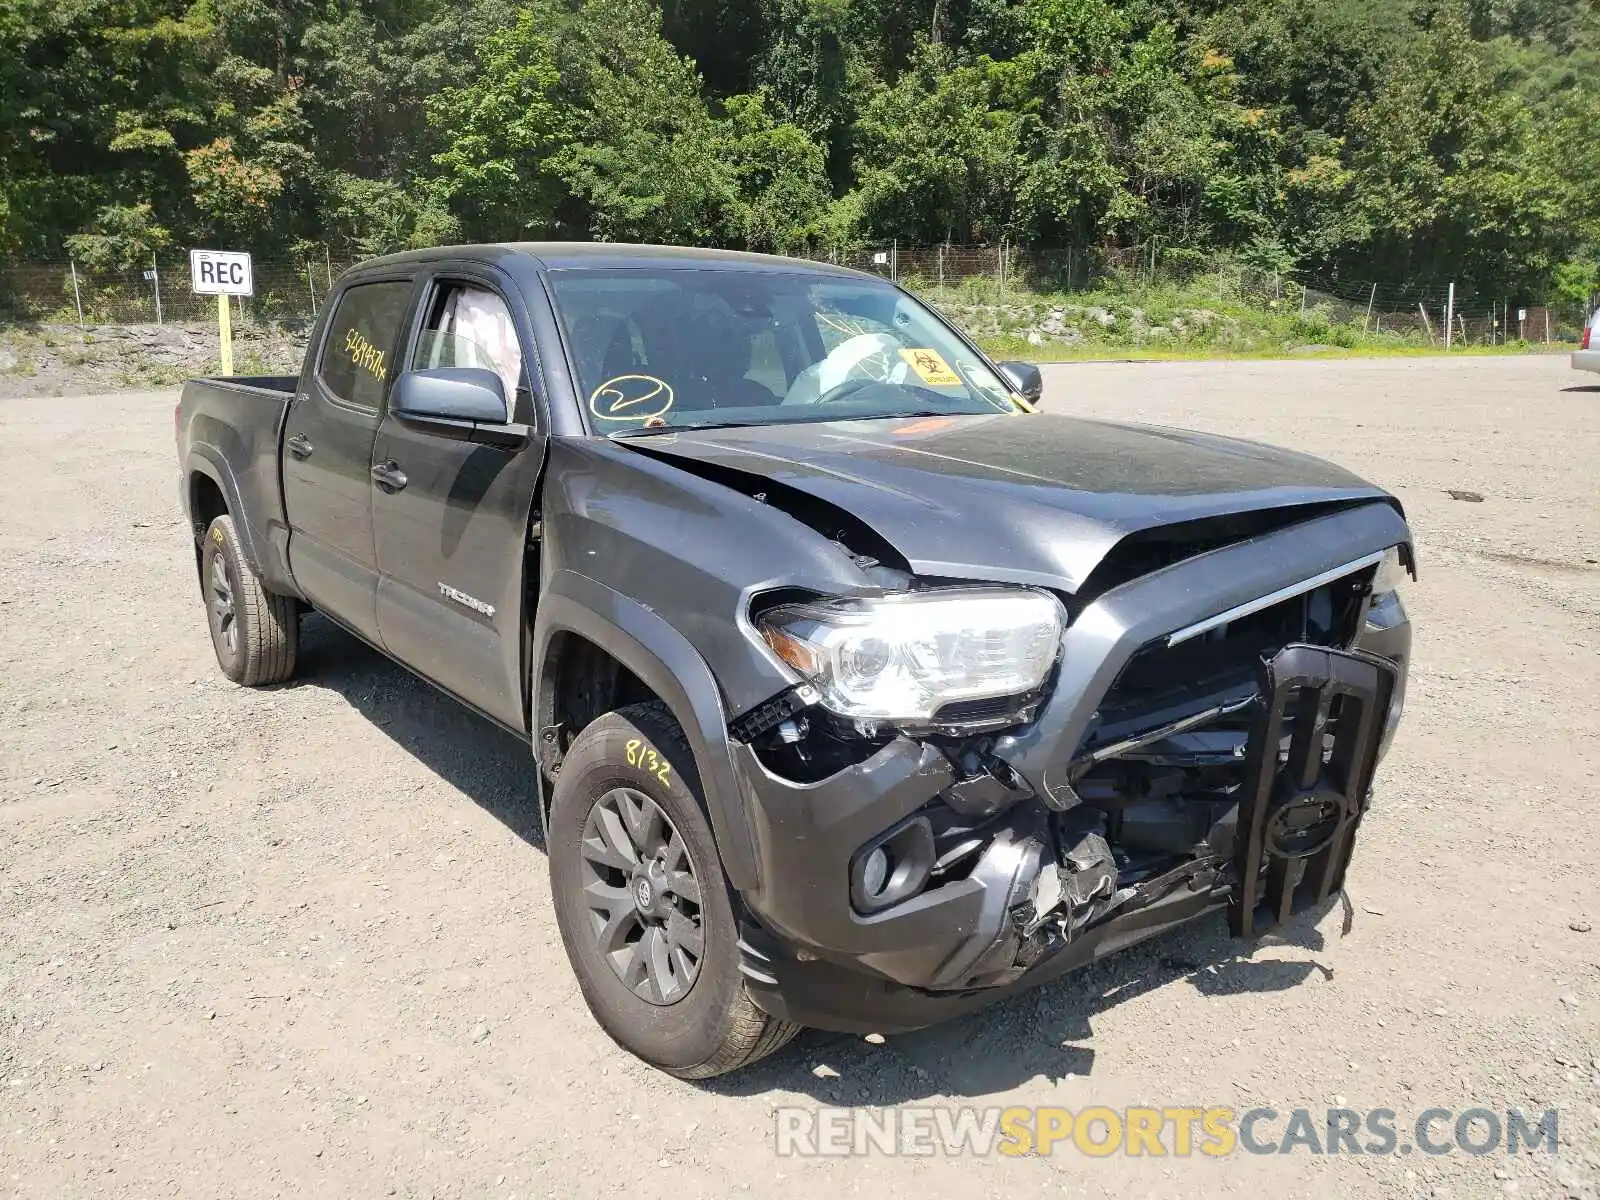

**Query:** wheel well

left=538, top=631, right=661, bottom=790
left=189, top=471, right=228, bottom=540
left=188, top=471, right=228, bottom=574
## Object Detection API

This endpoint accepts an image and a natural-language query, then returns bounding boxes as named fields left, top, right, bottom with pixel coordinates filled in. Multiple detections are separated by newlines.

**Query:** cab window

left=412, top=283, right=523, bottom=419
left=317, top=281, right=413, bottom=410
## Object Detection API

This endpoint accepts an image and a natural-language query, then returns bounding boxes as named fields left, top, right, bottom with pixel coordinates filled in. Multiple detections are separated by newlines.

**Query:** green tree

left=63, top=202, right=173, bottom=268
left=0, top=0, right=1598, bottom=304
left=716, top=92, right=833, bottom=251
left=0, top=0, right=214, bottom=254
left=1341, top=11, right=1570, bottom=291
left=427, top=6, right=570, bottom=240
left=850, top=45, right=1024, bottom=243
left=553, top=0, right=736, bottom=243
left=317, top=173, right=460, bottom=257
left=185, top=82, right=315, bottom=245
left=1202, top=0, right=1421, bottom=137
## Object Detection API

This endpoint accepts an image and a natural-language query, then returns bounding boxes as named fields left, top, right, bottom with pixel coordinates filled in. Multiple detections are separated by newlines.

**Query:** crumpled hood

left=635, top=412, right=1391, bottom=591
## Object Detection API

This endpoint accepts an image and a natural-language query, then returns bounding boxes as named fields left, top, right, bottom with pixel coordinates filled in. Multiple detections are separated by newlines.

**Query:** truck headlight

left=755, top=588, right=1065, bottom=729
left=1367, top=545, right=1412, bottom=759
left=1366, top=545, right=1410, bottom=631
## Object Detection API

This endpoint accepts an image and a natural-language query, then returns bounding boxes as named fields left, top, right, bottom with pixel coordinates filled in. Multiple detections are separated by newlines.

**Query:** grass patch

left=974, top=336, right=1561, bottom=363
left=928, top=272, right=1564, bottom=362
left=113, top=361, right=194, bottom=389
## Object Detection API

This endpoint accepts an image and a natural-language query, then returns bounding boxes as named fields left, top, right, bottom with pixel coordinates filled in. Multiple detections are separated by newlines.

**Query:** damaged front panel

left=725, top=501, right=1410, bottom=1009
left=741, top=639, right=1397, bottom=998
left=1229, top=644, right=1397, bottom=938
left=556, top=418, right=1410, bottom=1015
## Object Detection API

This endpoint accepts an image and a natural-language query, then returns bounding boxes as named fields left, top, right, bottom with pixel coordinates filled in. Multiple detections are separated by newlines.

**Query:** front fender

left=538, top=437, right=877, bottom=719
left=532, top=571, right=762, bottom=891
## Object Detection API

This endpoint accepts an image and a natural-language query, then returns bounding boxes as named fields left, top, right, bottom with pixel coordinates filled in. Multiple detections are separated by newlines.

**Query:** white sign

left=872, top=251, right=889, bottom=265
left=189, top=249, right=254, bottom=296
left=1518, top=308, right=1527, bottom=321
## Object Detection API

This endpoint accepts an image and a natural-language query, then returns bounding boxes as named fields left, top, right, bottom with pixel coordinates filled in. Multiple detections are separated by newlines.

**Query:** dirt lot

left=2, top=355, right=1597, bottom=1199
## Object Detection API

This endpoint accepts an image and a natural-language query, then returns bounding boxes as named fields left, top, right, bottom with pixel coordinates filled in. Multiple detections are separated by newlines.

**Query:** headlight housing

left=755, top=587, right=1065, bottom=731
left=1366, top=545, right=1410, bottom=630
left=1370, top=545, right=1409, bottom=597
left=1367, top=545, right=1413, bottom=759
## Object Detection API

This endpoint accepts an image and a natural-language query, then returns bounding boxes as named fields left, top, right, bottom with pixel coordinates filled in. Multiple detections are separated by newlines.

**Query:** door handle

left=371, top=459, right=408, bottom=493
left=287, top=433, right=314, bottom=459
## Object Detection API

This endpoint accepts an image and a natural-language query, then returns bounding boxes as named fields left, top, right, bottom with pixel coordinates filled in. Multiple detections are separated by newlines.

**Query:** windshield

left=546, top=268, right=1022, bottom=433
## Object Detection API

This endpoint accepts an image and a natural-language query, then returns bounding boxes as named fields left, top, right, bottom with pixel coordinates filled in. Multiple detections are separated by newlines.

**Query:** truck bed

left=187, top=375, right=299, bottom=396
left=177, top=374, right=299, bottom=588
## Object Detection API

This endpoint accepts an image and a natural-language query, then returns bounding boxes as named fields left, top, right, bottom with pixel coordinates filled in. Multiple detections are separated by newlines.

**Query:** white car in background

left=1576, top=308, right=1600, bottom=373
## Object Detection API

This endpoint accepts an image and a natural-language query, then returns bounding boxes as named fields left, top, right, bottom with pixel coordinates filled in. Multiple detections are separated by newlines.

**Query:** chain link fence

left=0, top=255, right=354, bottom=327
left=1279, top=279, right=1561, bottom=347
left=0, top=245, right=1579, bottom=345
left=790, top=241, right=1154, bottom=293
left=787, top=245, right=1571, bottom=343
left=0, top=245, right=1044, bottom=327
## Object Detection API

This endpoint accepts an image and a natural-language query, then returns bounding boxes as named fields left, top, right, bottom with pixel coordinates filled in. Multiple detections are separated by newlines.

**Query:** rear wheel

left=202, top=515, right=298, bottom=686
left=548, top=701, right=801, bottom=1077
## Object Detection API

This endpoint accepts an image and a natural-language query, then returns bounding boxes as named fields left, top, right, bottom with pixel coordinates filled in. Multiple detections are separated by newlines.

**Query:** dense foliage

left=4, top=0, right=1599, bottom=300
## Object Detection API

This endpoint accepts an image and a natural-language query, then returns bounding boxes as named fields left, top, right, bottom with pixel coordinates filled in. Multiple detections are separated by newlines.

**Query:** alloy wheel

left=577, top=787, right=705, bottom=1005
left=209, top=552, right=237, bottom=657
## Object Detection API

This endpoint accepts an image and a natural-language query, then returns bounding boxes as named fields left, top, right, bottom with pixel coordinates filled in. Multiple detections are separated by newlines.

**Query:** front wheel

left=547, top=701, right=800, bottom=1077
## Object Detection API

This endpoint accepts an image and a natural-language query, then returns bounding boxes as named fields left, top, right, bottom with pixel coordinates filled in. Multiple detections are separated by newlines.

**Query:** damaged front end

left=726, top=509, right=1412, bottom=1034
left=942, top=638, right=1399, bottom=994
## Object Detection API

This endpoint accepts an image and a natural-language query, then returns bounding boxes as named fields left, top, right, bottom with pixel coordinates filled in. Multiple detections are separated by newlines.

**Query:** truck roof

left=347, top=242, right=872, bottom=279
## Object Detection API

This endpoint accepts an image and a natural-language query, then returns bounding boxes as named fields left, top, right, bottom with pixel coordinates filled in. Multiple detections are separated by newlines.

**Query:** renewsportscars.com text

left=774, top=1105, right=1559, bottom=1159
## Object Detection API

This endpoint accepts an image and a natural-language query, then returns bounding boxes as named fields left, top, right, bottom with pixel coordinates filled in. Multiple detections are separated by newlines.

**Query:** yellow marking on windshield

left=898, top=347, right=962, bottom=387
left=590, top=374, right=674, bottom=422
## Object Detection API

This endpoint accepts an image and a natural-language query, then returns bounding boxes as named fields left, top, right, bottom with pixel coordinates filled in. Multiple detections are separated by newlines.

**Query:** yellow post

left=217, top=293, right=234, bottom=376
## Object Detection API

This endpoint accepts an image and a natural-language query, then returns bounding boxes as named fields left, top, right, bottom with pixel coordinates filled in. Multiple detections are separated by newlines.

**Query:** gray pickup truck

left=176, top=242, right=1414, bottom=1078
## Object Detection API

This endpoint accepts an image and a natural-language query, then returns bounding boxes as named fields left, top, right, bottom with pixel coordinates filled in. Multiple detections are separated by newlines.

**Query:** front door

left=371, top=269, right=548, bottom=727
left=282, top=276, right=415, bottom=644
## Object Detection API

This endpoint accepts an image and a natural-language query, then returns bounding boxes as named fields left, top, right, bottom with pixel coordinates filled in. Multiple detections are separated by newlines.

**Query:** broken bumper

left=728, top=502, right=1412, bottom=1034
left=1229, top=643, right=1398, bottom=939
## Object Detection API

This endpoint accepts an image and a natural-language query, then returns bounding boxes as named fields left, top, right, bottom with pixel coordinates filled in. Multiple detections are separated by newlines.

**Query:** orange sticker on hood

left=894, top=416, right=958, bottom=436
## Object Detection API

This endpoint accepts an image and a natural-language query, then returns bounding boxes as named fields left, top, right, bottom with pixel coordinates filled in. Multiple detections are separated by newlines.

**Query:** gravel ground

left=1, top=355, right=1597, bottom=1199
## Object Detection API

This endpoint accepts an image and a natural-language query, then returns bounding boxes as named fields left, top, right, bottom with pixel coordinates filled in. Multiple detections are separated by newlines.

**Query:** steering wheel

left=811, top=378, right=878, bottom=406
left=781, top=332, right=903, bottom=406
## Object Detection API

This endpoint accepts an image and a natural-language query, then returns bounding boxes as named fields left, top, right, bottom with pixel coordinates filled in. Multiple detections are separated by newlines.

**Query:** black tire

left=548, top=701, right=801, bottom=1078
left=201, top=514, right=298, bottom=686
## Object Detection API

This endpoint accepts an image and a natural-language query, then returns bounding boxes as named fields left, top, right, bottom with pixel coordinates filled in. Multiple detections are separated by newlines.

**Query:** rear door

left=282, top=274, right=416, bottom=644
left=370, top=264, right=549, bottom=728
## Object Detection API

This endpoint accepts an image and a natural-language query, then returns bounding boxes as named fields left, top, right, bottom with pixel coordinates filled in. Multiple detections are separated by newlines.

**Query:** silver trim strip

left=1165, top=550, right=1386, bottom=647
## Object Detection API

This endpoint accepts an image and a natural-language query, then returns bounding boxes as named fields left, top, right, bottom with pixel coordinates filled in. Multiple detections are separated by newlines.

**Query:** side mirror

left=995, top=360, right=1043, bottom=404
left=390, top=367, right=526, bottom=448
left=996, top=360, right=1044, bottom=404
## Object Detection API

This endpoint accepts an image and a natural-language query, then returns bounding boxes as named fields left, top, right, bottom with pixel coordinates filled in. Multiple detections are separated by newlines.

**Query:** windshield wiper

left=828, top=409, right=965, bottom=422
left=608, top=406, right=992, bottom=438
left=610, top=419, right=769, bottom=438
